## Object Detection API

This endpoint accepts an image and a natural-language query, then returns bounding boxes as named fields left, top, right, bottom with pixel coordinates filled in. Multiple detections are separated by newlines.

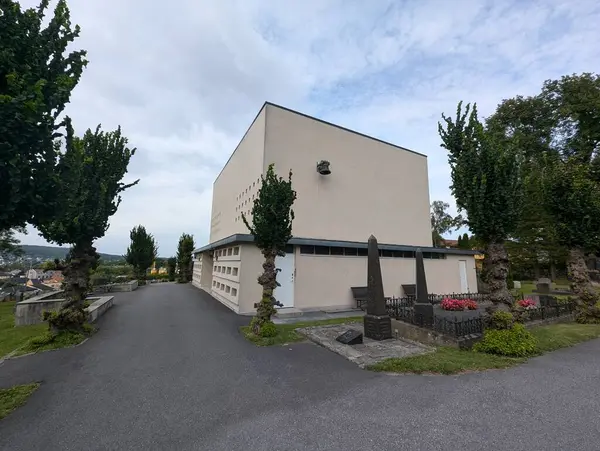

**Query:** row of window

left=213, top=280, right=238, bottom=297
left=214, top=265, right=239, bottom=276
left=298, top=245, right=447, bottom=259
left=215, top=246, right=240, bottom=257
left=236, top=177, right=261, bottom=201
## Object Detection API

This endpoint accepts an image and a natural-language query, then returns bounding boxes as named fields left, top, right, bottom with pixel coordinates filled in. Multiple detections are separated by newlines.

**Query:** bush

left=489, top=311, right=514, bottom=330
left=259, top=321, right=278, bottom=338
left=474, top=323, right=538, bottom=357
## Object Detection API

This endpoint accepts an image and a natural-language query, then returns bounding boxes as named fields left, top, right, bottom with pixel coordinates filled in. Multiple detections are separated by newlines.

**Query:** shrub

left=258, top=321, right=278, bottom=338
left=474, top=323, right=538, bottom=357
left=489, top=311, right=514, bottom=330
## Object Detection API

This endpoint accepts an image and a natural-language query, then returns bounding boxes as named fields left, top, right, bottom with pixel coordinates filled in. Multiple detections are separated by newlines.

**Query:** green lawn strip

left=368, top=347, right=524, bottom=375
left=0, top=383, right=40, bottom=420
left=367, top=323, right=600, bottom=375
left=0, top=302, right=47, bottom=358
left=12, top=324, right=96, bottom=357
left=241, top=316, right=363, bottom=346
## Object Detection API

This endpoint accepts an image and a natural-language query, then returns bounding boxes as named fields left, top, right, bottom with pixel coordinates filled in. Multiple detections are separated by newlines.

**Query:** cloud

left=15, top=0, right=600, bottom=254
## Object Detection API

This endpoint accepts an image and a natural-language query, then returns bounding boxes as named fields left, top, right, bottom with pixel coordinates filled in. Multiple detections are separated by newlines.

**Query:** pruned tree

left=35, top=123, right=138, bottom=331
left=242, top=164, right=296, bottom=334
left=430, top=200, right=463, bottom=247
left=167, top=257, right=177, bottom=282
left=439, top=102, right=523, bottom=308
left=176, top=234, right=195, bottom=283
left=0, top=0, right=87, bottom=232
left=489, top=73, right=600, bottom=321
left=125, top=225, right=158, bottom=284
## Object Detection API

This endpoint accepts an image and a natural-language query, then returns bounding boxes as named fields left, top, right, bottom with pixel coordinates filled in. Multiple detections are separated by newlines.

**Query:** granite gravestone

left=536, top=278, right=552, bottom=306
left=363, top=235, right=392, bottom=340
left=335, top=329, right=363, bottom=345
left=413, top=248, right=434, bottom=327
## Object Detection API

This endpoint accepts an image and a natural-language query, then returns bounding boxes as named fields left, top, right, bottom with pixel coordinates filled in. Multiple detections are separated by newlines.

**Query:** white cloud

left=15, top=0, right=600, bottom=253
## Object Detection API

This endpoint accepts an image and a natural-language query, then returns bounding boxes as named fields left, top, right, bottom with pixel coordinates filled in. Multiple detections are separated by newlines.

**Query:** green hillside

left=19, top=245, right=124, bottom=262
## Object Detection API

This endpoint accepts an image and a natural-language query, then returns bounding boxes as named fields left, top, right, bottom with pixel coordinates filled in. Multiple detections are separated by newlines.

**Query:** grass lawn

left=0, top=301, right=93, bottom=358
left=0, top=383, right=40, bottom=420
left=241, top=316, right=363, bottom=346
left=0, top=302, right=47, bottom=358
left=367, top=322, right=600, bottom=375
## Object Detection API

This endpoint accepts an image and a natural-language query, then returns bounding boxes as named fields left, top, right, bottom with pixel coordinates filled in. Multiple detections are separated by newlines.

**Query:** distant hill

left=19, top=245, right=124, bottom=262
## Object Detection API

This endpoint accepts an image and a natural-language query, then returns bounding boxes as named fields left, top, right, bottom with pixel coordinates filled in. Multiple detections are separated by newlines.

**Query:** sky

left=15, top=0, right=600, bottom=256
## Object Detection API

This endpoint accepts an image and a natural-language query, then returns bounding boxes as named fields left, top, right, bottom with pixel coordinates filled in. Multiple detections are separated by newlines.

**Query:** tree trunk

left=49, top=241, right=98, bottom=332
left=252, top=249, right=279, bottom=334
left=482, top=242, right=513, bottom=309
left=550, top=262, right=557, bottom=282
left=567, top=247, right=600, bottom=323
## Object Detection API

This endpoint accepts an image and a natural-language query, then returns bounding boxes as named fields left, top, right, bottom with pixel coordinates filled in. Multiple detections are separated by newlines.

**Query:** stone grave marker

left=363, top=235, right=392, bottom=340
left=335, top=329, right=363, bottom=345
left=413, top=248, right=434, bottom=327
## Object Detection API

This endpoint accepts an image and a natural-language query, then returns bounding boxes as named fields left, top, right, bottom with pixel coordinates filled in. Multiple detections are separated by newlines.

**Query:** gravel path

left=1, top=283, right=599, bottom=451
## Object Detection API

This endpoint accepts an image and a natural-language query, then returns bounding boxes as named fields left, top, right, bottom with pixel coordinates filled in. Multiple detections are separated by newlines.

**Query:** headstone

left=363, top=235, right=392, bottom=341
left=513, top=280, right=521, bottom=289
left=413, top=248, right=434, bottom=327
left=335, top=329, right=363, bottom=345
left=536, top=278, right=552, bottom=306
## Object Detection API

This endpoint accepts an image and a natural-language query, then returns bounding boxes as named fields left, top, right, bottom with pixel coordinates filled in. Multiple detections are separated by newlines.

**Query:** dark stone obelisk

left=413, top=248, right=434, bottom=326
left=363, top=235, right=392, bottom=340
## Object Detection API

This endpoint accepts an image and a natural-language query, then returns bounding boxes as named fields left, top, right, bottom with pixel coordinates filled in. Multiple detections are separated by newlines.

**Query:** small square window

left=212, top=280, right=216, bottom=286
left=330, top=247, right=344, bottom=256
left=227, top=248, right=233, bottom=256
left=300, top=245, right=314, bottom=254
left=226, top=286, right=231, bottom=293
left=233, top=247, right=239, bottom=255
left=213, top=266, right=217, bottom=271
left=232, top=267, right=238, bottom=276
left=357, top=248, right=368, bottom=256
left=232, top=288, right=237, bottom=296
left=343, top=247, right=358, bottom=256
left=226, top=267, right=231, bottom=274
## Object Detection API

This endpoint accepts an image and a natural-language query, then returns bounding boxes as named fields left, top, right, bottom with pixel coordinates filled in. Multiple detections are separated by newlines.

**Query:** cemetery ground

left=2, top=283, right=600, bottom=450
left=243, top=313, right=600, bottom=374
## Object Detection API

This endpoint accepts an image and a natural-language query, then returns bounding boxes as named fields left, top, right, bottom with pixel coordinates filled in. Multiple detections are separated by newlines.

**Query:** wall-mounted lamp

left=316, top=160, right=331, bottom=175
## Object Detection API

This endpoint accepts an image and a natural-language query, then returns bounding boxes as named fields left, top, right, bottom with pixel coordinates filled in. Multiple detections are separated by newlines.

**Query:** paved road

left=1, top=283, right=600, bottom=451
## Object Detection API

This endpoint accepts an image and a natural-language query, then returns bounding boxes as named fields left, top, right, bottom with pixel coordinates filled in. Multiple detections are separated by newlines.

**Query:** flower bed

left=440, top=298, right=479, bottom=311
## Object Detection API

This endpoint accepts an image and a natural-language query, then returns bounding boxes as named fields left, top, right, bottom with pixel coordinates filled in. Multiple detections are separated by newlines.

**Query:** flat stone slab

left=297, top=323, right=432, bottom=368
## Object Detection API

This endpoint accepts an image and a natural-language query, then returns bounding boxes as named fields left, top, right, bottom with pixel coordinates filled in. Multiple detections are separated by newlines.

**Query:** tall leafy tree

left=242, top=164, right=296, bottom=334
left=430, top=200, right=463, bottom=247
left=35, top=123, right=138, bottom=330
left=167, top=257, right=177, bottom=282
left=439, top=102, right=523, bottom=308
left=176, top=234, right=195, bottom=283
left=125, top=225, right=158, bottom=284
left=0, top=0, right=87, bottom=231
left=0, top=227, right=25, bottom=259
left=489, top=73, right=600, bottom=321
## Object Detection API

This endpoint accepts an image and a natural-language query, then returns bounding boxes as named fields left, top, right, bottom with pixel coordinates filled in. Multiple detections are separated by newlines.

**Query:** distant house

left=26, top=278, right=55, bottom=292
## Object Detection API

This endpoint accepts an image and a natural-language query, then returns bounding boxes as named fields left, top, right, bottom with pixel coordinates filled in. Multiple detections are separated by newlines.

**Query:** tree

left=430, top=200, right=463, bottom=247
left=125, top=225, right=157, bottom=284
left=458, top=233, right=472, bottom=250
left=242, top=164, right=296, bottom=334
left=167, top=257, right=177, bottom=282
left=489, top=73, right=600, bottom=321
left=176, top=234, right=195, bottom=283
left=0, top=227, right=25, bottom=259
left=439, top=102, right=523, bottom=308
left=0, top=0, right=87, bottom=232
left=35, top=123, right=138, bottom=331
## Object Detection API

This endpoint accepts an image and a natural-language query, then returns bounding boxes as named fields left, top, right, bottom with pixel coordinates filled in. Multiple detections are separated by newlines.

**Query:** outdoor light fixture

left=316, top=160, right=331, bottom=175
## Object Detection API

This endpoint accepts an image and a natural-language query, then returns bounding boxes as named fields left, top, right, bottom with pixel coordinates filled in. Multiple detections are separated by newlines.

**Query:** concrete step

left=274, top=307, right=303, bottom=318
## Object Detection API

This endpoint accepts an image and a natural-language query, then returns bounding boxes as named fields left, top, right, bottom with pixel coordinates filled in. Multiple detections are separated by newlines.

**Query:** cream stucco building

left=192, top=102, right=478, bottom=315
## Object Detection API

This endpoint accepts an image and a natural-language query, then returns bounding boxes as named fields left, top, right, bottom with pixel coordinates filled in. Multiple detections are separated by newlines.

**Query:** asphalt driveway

left=1, top=283, right=599, bottom=451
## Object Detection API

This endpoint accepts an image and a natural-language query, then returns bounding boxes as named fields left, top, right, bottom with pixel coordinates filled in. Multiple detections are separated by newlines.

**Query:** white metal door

left=459, top=260, right=469, bottom=292
left=275, top=253, right=295, bottom=308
